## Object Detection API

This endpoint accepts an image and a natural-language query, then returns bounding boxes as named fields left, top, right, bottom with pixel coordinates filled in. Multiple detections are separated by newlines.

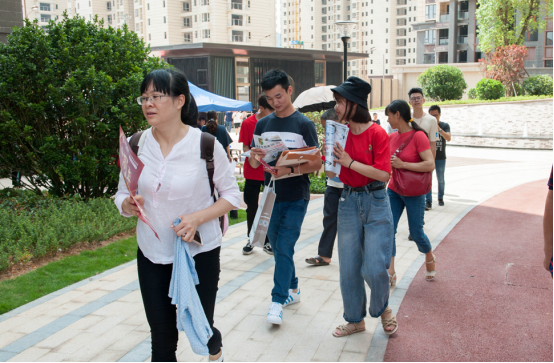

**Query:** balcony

left=230, top=35, right=249, bottom=43
left=457, top=36, right=468, bottom=44
left=439, top=37, right=449, bottom=45
left=439, top=13, right=449, bottom=22
left=458, top=11, right=469, bottom=21
left=229, top=0, right=243, bottom=11
left=230, top=19, right=243, bottom=26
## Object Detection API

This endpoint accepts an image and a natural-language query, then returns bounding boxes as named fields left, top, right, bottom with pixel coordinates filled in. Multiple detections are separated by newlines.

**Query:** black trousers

left=243, top=179, right=269, bottom=244
left=318, top=185, right=342, bottom=258
left=137, top=247, right=222, bottom=362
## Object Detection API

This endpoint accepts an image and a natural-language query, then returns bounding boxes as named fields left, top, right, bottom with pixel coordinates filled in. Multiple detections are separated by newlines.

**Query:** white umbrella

left=293, top=85, right=337, bottom=113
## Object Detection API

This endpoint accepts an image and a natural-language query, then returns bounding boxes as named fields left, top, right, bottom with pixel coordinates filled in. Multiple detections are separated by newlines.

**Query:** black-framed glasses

left=137, top=95, right=168, bottom=105
left=410, top=97, right=423, bottom=101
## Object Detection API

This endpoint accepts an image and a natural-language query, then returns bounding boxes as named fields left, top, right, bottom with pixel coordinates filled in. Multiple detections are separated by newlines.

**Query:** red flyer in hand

left=119, top=126, right=160, bottom=240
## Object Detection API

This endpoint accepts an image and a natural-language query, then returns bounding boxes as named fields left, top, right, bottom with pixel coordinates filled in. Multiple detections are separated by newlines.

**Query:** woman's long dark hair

left=332, top=92, right=370, bottom=124
left=385, top=100, right=429, bottom=138
left=140, top=68, right=195, bottom=126
left=205, top=110, right=218, bottom=135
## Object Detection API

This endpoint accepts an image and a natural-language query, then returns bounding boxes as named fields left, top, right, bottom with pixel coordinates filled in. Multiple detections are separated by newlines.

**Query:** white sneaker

left=282, top=288, right=301, bottom=307
left=266, top=302, right=283, bottom=325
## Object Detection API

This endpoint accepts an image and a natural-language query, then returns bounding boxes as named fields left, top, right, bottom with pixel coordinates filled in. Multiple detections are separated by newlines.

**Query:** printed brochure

left=324, top=121, right=349, bottom=175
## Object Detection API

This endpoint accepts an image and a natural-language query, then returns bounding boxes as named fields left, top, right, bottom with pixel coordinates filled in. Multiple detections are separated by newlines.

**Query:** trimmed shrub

left=475, top=79, right=505, bottom=100
left=417, top=65, right=468, bottom=101
left=0, top=15, right=168, bottom=199
left=467, top=88, right=477, bottom=100
left=511, top=82, right=525, bottom=97
left=523, top=75, right=554, bottom=96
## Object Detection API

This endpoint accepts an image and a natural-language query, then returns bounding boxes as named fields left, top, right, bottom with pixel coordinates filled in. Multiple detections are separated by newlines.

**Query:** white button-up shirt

left=114, top=127, right=241, bottom=263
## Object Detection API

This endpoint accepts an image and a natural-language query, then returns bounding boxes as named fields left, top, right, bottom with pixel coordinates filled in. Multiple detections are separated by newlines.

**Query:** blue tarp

left=188, top=82, right=253, bottom=112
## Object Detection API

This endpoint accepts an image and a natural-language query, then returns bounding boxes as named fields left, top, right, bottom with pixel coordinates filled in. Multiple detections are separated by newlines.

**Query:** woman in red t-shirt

left=385, top=100, right=436, bottom=284
left=326, top=77, right=398, bottom=337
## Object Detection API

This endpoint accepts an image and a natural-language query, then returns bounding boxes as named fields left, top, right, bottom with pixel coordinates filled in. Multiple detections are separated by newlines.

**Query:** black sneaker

left=242, top=241, right=254, bottom=255
left=263, top=243, right=274, bottom=255
left=425, top=201, right=432, bottom=210
left=438, top=199, right=445, bottom=206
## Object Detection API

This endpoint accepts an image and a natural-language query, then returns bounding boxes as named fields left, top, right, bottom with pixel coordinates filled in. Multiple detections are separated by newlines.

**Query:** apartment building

left=280, top=0, right=420, bottom=79
left=413, top=0, right=553, bottom=69
left=22, top=0, right=276, bottom=48
left=2, top=0, right=23, bottom=42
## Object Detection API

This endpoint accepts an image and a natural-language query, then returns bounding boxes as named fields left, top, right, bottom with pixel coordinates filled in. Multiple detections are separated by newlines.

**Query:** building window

left=425, top=4, right=436, bottom=20
left=396, top=59, right=406, bottom=65
left=458, top=50, right=467, bottom=63
left=424, top=30, right=436, bottom=44
left=164, top=32, right=167, bottom=39
left=183, top=17, right=191, bottom=27
left=40, top=3, right=51, bottom=11
left=525, top=30, right=539, bottom=42
left=231, top=0, right=242, bottom=10
left=40, top=14, right=51, bottom=22
left=201, top=0, right=209, bottom=4
left=202, top=13, right=210, bottom=22
left=438, top=52, right=448, bottom=63
left=107, top=15, right=112, bottom=23
left=149, top=34, right=151, bottom=40
left=183, top=2, right=190, bottom=11
left=546, top=31, right=553, bottom=45
left=423, top=54, right=435, bottom=64
left=107, top=1, right=111, bottom=10
left=231, top=14, right=243, bottom=26
left=396, top=49, right=406, bottom=56
left=545, top=60, right=553, bottom=67
left=163, top=16, right=166, bottom=23
left=184, top=33, right=192, bottom=42
left=232, top=30, right=243, bottom=42
left=202, top=29, right=210, bottom=38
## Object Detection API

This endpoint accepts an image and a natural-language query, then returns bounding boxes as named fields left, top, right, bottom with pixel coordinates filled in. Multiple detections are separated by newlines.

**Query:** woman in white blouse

left=115, top=69, right=241, bottom=362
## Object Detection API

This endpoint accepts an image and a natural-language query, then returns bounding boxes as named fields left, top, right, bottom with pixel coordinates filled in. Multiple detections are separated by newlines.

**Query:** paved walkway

left=0, top=146, right=551, bottom=362
left=384, top=180, right=553, bottom=362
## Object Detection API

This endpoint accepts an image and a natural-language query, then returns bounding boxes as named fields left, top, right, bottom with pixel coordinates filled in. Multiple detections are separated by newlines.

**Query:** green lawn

left=0, top=210, right=248, bottom=315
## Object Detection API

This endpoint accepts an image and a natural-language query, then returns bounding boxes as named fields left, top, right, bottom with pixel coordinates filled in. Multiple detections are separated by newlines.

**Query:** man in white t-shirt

left=409, top=87, right=438, bottom=211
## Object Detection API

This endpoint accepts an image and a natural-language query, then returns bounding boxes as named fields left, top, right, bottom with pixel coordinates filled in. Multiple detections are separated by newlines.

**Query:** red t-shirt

left=339, top=123, right=391, bottom=187
left=239, top=114, right=265, bottom=181
left=388, top=130, right=431, bottom=194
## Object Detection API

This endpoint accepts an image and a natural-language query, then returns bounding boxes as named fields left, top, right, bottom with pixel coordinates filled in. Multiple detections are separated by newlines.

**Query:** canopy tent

left=188, top=82, right=253, bottom=112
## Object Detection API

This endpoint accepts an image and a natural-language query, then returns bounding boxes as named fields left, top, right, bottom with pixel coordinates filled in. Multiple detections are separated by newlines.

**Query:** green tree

left=0, top=14, right=168, bottom=199
left=417, top=65, right=468, bottom=101
left=476, top=0, right=553, bottom=53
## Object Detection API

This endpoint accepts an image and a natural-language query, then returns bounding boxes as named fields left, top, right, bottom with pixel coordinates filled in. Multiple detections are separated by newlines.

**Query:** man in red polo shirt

left=240, top=94, right=275, bottom=255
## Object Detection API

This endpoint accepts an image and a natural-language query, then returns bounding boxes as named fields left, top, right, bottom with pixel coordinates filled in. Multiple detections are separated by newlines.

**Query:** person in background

left=372, top=113, right=381, bottom=126
left=224, top=111, right=233, bottom=133
left=327, top=77, right=398, bottom=337
left=115, top=68, right=241, bottom=362
left=428, top=105, right=451, bottom=207
left=194, top=115, right=206, bottom=129
left=408, top=87, right=438, bottom=211
left=202, top=111, right=233, bottom=162
left=248, top=69, right=321, bottom=325
left=241, top=94, right=275, bottom=256
left=305, top=108, right=343, bottom=266
left=385, top=116, right=397, bottom=135
left=544, top=167, right=553, bottom=277
left=385, top=100, right=436, bottom=286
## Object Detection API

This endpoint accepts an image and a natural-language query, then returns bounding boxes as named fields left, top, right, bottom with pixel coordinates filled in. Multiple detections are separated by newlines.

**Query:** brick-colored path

left=0, top=146, right=551, bottom=362
left=384, top=180, right=553, bottom=362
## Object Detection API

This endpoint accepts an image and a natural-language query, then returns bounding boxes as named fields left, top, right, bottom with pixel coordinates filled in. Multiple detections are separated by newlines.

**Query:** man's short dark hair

left=373, top=113, right=378, bottom=116
left=428, top=105, right=441, bottom=114
left=257, top=94, right=274, bottom=111
left=198, top=116, right=206, bottom=121
left=408, top=87, right=424, bottom=98
left=321, top=108, right=339, bottom=122
left=261, top=69, right=291, bottom=92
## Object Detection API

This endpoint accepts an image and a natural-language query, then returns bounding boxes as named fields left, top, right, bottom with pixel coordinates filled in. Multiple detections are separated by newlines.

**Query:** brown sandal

left=381, top=307, right=398, bottom=336
left=305, top=256, right=330, bottom=266
left=332, top=322, right=365, bottom=337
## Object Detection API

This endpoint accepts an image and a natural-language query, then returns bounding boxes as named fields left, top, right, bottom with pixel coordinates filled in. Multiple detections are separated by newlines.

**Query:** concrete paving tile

left=121, top=311, right=148, bottom=327
left=69, top=289, right=110, bottom=304
left=6, top=347, right=50, bottom=362
left=46, top=301, right=88, bottom=318
left=214, top=301, right=238, bottom=318
left=64, top=314, right=104, bottom=331
left=311, top=333, right=347, bottom=362
left=234, top=295, right=266, bottom=313
left=35, top=352, right=68, bottom=362
left=89, top=349, right=128, bottom=362
left=0, top=317, right=31, bottom=336
left=338, top=350, right=369, bottom=362
left=92, top=300, right=142, bottom=317
left=0, top=332, right=25, bottom=349
left=135, top=322, right=151, bottom=333
left=83, top=315, right=127, bottom=335
left=218, top=330, right=251, bottom=357
left=216, top=309, right=251, bottom=335
left=107, top=330, right=150, bottom=352
left=248, top=322, right=280, bottom=343
left=52, top=332, right=100, bottom=354
left=257, top=348, right=290, bottom=362
left=65, top=324, right=135, bottom=361
left=10, top=315, right=58, bottom=334
left=318, top=297, right=344, bottom=315
left=230, top=339, right=269, bottom=362
left=116, top=289, right=143, bottom=303
left=265, top=330, right=301, bottom=352
left=176, top=347, right=206, bottom=362
left=73, top=279, right=112, bottom=293
left=284, top=344, right=318, bottom=362
left=35, top=328, right=81, bottom=349
left=234, top=313, right=268, bottom=333
left=342, top=330, right=373, bottom=354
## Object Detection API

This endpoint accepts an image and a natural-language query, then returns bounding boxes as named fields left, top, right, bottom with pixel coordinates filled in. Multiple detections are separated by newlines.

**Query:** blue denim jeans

left=337, top=182, right=394, bottom=320
left=426, top=159, right=446, bottom=203
left=225, top=121, right=232, bottom=133
left=388, top=189, right=432, bottom=257
left=267, top=198, right=309, bottom=304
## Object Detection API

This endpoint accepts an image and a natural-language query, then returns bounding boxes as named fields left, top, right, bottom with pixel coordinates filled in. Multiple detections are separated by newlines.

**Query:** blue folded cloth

left=168, top=217, right=213, bottom=356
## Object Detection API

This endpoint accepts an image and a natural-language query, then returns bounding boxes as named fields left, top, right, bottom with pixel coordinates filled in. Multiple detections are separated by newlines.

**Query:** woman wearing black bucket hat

left=326, top=77, right=398, bottom=337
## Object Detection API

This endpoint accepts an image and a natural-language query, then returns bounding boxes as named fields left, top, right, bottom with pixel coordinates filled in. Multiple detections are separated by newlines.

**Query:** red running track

left=384, top=180, right=553, bottom=362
